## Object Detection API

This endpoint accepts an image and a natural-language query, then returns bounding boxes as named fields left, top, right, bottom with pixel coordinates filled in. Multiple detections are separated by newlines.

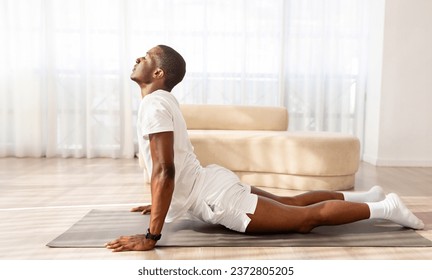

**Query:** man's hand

left=105, top=235, right=156, bottom=252
left=131, top=205, right=152, bottom=215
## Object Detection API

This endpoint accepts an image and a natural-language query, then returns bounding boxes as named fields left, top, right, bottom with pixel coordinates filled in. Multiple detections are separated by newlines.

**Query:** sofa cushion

left=188, top=130, right=360, bottom=177
left=180, top=104, right=288, bottom=131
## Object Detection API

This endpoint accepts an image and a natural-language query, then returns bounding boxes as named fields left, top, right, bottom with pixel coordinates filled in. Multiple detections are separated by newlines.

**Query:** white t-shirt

left=137, top=90, right=201, bottom=222
left=136, top=89, right=241, bottom=223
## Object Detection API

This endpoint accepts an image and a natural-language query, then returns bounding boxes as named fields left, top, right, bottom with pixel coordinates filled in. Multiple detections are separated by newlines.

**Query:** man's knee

left=296, top=223, right=314, bottom=233
left=294, top=209, right=317, bottom=233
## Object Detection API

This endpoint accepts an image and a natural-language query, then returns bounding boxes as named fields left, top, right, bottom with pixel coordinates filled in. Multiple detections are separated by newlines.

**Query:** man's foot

left=366, top=185, right=386, bottom=202
left=368, top=193, right=424, bottom=230
left=343, top=185, right=386, bottom=203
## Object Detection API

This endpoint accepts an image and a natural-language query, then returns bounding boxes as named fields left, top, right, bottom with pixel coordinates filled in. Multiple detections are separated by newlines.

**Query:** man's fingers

left=105, top=241, right=120, bottom=248
left=105, top=235, right=154, bottom=252
left=105, top=237, right=125, bottom=249
left=113, top=245, right=127, bottom=252
left=105, top=240, right=117, bottom=247
left=106, top=244, right=121, bottom=250
left=106, top=239, right=129, bottom=252
left=131, top=205, right=151, bottom=212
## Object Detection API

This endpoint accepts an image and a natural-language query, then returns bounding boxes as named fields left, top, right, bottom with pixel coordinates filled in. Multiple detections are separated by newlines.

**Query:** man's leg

left=245, top=192, right=424, bottom=234
left=250, top=186, right=343, bottom=206
left=250, top=185, right=385, bottom=206
left=246, top=196, right=370, bottom=233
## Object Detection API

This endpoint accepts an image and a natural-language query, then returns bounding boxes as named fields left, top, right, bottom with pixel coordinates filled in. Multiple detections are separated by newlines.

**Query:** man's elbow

left=154, top=163, right=175, bottom=181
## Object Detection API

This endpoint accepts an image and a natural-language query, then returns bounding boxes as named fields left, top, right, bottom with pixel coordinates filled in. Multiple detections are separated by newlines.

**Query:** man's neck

left=140, top=88, right=152, bottom=98
left=140, top=84, right=170, bottom=98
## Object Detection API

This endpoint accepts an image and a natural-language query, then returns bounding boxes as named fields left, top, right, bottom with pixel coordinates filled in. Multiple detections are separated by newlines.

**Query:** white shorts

left=189, top=182, right=258, bottom=233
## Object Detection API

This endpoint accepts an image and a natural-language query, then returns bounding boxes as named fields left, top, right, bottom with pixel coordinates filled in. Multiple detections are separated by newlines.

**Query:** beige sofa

left=180, top=104, right=360, bottom=191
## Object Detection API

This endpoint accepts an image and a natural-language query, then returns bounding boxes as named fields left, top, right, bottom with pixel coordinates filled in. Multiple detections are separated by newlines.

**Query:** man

left=105, top=45, right=424, bottom=252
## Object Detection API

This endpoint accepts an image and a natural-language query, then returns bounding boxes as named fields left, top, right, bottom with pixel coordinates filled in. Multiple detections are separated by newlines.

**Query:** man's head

left=131, top=45, right=186, bottom=92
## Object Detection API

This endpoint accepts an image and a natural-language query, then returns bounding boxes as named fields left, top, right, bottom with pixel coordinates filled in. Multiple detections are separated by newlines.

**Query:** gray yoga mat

left=47, top=209, right=432, bottom=248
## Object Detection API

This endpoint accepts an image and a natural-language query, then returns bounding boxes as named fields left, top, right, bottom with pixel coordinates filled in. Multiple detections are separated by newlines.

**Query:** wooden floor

left=0, top=157, right=431, bottom=260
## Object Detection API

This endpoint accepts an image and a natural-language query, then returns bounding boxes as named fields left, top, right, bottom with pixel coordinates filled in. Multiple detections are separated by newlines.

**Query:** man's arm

left=106, top=131, right=175, bottom=252
left=147, top=131, right=175, bottom=240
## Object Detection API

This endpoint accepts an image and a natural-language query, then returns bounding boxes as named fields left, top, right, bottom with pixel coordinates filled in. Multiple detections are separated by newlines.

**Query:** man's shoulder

left=144, top=90, right=177, bottom=104
left=139, top=92, right=179, bottom=121
left=145, top=94, right=180, bottom=116
left=141, top=92, right=165, bottom=108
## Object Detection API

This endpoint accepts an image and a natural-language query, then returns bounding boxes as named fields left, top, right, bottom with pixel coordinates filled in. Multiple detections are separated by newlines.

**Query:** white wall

left=363, top=0, right=432, bottom=166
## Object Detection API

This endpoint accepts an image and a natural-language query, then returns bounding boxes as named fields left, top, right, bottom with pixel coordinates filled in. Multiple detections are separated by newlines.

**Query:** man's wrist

left=145, top=228, right=162, bottom=241
left=145, top=238, right=157, bottom=247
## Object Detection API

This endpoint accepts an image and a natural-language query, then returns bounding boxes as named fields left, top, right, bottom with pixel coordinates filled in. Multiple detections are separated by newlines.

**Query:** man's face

left=130, top=47, right=160, bottom=85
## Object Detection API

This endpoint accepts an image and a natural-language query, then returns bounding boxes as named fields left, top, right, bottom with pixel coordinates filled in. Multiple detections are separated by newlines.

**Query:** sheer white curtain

left=0, top=0, right=369, bottom=158
left=282, top=0, right=369, bottom=136
left=1, top=0, right=136, bottom=158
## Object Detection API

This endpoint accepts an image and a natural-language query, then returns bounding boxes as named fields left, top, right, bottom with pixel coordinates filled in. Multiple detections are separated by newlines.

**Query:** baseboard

left=362, top=154, right=378, bottom=165
left=362, top=155, right=432, bottom=167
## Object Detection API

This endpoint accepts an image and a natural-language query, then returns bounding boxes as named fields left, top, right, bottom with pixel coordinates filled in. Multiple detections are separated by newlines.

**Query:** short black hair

left=155, top=45, right=186, bottom=91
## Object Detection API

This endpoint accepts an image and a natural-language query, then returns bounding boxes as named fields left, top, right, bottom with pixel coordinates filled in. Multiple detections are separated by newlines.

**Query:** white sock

left=366, top=193, right=424, bottom=230
left=342, top=185, right=386, bottom=203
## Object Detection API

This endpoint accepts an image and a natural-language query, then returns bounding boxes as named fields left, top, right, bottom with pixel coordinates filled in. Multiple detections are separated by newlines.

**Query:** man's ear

left=153, top=68, right=165, bottom=79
